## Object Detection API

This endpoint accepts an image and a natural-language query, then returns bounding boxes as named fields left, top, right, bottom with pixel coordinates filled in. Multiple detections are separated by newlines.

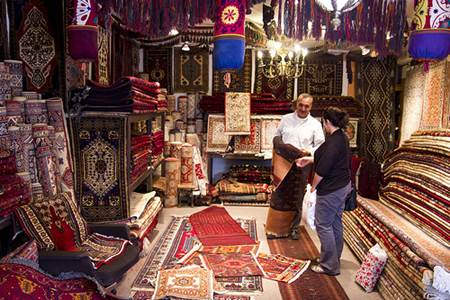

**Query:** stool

left=177, top=184, right=196, bottom=207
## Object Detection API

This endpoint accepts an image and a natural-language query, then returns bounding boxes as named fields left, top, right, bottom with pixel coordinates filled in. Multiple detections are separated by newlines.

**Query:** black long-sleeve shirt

left=314, top=129, right=351, bottom=196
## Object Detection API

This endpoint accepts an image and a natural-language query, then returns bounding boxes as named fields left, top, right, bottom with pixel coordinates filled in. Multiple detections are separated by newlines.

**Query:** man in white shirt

left=269, top=93, right=324, bottom=239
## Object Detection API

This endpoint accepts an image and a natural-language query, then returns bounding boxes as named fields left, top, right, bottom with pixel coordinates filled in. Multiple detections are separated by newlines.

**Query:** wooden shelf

left=129, top=167, right=152, bottom=191
left=80, top=110, right=166, bottom=123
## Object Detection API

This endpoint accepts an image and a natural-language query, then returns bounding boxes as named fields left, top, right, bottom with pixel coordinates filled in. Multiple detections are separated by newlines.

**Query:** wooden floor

left=115, top=206, right=383, bottom=300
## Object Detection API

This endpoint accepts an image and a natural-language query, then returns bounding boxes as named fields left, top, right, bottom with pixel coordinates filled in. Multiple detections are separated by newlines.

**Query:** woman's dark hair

left=322, top=106, right=349, bottom=129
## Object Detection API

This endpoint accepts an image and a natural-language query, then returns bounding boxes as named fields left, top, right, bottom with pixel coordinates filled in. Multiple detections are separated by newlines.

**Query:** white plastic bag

left=355, top=244, right=388, bottom=292
left=302, top=184, right=317, bottom=230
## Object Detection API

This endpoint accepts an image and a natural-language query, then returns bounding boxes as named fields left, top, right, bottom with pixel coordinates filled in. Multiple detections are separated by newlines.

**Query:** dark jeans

left=315, top=182, right=351, bottom=274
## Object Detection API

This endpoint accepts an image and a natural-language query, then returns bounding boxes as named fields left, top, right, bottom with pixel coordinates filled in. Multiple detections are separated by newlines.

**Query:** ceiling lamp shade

left=408, top=0, right=450, bottom=61
left=213, top=0, right=246, bottom=71
left=68, top=0, right=98, bottom=61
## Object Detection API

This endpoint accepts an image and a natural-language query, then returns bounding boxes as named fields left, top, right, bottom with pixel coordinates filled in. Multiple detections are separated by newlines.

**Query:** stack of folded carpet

left=200, top=93, right=292, bottom=114
left=379, top=130, right=449, bottom=247
left=130, top=134, right=152, bottom=182
left=343, top=130, right=450, bottom=300
left=82, top=77, right=162, bottom=113
left=215, top=166, right=271, bottom=206
left=151, top=130, right=164, bottom=160
left=156, top=88, right=168, bottom=111
left=128, top=192, right=163, bottom=240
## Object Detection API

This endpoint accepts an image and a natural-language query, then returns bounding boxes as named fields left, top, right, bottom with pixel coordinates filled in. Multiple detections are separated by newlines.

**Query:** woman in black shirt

left=296, top=106, right=351, bottom=275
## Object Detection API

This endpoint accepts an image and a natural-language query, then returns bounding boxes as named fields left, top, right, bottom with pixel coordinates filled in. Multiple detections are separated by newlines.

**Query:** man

left=267, top=93, right=324, bottom=240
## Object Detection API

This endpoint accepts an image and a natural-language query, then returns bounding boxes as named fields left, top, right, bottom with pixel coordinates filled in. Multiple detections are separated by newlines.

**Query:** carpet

left=206, top=114, right=230, bottom=152
left=71, top=114, right=129, bottom=222
left=189, top=206, right=257, bottom=247
left=256, top=252, right=310, bottom=284
left=131, top=216, right=262, bottom=295
left=234, top=118, right=261, bottom=154
left=213, top=49, right=252, bottom=93
left=225, top=92, right=251, bottom=135
left=96, top=26, right=110, bottom=85
left=173, top=47, right=209, bottom=93
left=201, top=253, right=263, bottom=277
left=268, top=226, right=349, bottom=300
left=357, top=58, right=396, bottom=163
left=254, top=66, right=294, bottom=100
left=297, top=53, right=343, bottom=96
left=260, top=116, right=282, bottom=152
left=144, top=47, right=172, bottom=93
left=18, top=0, right=55, bottom=91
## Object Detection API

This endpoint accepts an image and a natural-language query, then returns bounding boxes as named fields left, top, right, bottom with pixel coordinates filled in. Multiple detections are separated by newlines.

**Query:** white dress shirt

left=275, top=112, right=325, bottom=154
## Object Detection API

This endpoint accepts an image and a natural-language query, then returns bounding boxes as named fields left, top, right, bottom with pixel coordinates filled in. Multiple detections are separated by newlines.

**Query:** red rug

left=268, top=226, right=349, bottom=300
left=0, top=263, right=112, bottom=299
left=189, top=206, right=257, bottom=246
left=201, top=253, right=264, bottom=277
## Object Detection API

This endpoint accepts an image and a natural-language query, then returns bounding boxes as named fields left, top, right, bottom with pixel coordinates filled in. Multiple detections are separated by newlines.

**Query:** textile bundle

left=164, top=157, right=180, bottom=207
left=68, top=0, right=98, bottom=61
left=343, top=196, right=449, bottom=300
left=71, top=76, right=163, bottom=114
left=200, top=93, right=292, bottom=114
left=380, top=131, right=450, bottom=248
left=130, top=134, right=152, bottom=183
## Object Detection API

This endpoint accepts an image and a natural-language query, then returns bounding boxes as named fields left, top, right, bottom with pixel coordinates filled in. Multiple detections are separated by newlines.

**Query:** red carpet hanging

left=18, top=0, right=55, bottom=91
left=213, top=0, right=246, bottom=70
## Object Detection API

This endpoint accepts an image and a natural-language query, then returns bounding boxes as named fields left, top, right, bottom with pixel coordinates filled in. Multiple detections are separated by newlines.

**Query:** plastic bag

left=355, top=244, right=388, bottom=292
left=302, top=184, right=317, bottom=230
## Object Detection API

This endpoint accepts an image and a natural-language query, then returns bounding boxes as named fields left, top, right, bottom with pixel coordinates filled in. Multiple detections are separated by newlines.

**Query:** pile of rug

left=343, top=197, right=450, bottom=300
left=75, top=76, right=165, bottom=113
left=130, top=134, right=152, bottom=183
left=380, top=130, right=450, bottom=247
left=216, top=165, right=272, bottom=206
left=200, top=93, right=292, bottom=114
left=131, top=206, right=310, bottom=299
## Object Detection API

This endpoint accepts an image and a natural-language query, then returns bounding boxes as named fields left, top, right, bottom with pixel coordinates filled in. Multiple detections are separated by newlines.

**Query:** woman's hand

left=295, top=156, right=313, bottom=168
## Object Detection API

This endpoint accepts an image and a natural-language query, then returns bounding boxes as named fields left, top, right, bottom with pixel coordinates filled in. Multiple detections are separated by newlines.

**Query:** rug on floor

left=268, top=226, right=349, bottom=300
left=256, top=252, right=310, bottom=283
left=131, top=290, right=254, bottom=300
left=131, top=215, right=263, bottom=296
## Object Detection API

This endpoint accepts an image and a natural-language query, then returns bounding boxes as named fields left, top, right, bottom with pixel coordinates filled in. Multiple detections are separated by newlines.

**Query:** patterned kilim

left=131, top=216, right=263, bottom=295
left=213, top=49, right=252, bottom=93
left=206, top=114, right=230, bottom=152
left=268, top=227, right=349, bottom=300
left=96, top=26, right=110, bottom=85
left=260, top=116, right=282, bottom=152
left=144, top=47, right=172, bottom=93
left=18, top=0, right=55, bottom=91
left=71, top=114, right=129, bottom=221
left=254, top=70, right=294, bottom=100
left=225, top=92, right=251, bottom=135
left=201, top=253, right=263, bottom=277
left=131, top=290, right=253, bottom=300
left=357, top=58, right=396, bottom=163
left=298, top=53, right=343, bottom=96
left=153, top=266, right=214, bottom=300
left=420, top=60, right=449, bottom=130
left=174, top=47, right=209, bottom=92
left=234, top=118, right=262, bottom=154
left=0, top=263, right=112, bottom=300
left=256, top=252, right=310, bottom=283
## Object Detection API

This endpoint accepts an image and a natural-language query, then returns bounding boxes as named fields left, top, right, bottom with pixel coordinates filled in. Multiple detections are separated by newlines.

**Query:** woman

left=296, top=106, right=351, bottom=276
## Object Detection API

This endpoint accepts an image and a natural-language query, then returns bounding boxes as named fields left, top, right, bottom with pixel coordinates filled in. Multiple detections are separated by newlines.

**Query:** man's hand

left=295, top=156, right=313, bottom=168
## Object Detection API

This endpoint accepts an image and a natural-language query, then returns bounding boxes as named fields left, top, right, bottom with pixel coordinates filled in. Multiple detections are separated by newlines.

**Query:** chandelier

left=256, top=40, right=308, bottom=79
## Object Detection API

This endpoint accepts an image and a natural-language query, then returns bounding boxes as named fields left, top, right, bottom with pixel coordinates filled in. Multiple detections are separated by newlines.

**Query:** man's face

left=296, top=97, right=313, bottom=118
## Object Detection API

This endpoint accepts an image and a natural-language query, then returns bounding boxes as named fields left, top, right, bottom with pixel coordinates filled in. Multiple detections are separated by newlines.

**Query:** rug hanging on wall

left=235, top=118, right=262, bottom=154
left=225, top=92, right=251, bottom=135
left=399, top=66, right=425, bottom=143
left=71, top=115, right=129, bottom=221
left=213, top=49, right=252, bottom=93
left=96, top=26, right=110, bottom=85
left=420, top=60, right=449, bottom=130
left=357, top=58, right=396, bottom=163
left=254, top=67, right=294, bottom=100
left=174, top=47, right=209, bottom=93
left=144, top=47, right=172, bottom=93
left=297, top=53, right=343, bottom=96
left=260, top=116, right=282, bottom=152
left=17, top=0, right=56, bottom=91
left=206, top=114, right=230, bottom=152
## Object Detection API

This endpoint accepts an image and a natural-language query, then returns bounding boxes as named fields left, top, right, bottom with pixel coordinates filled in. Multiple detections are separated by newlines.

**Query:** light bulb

left=302, top=48, right=308, bottom=57
left=288, top=51, right=294, bottom=59
left=269, top=49, right=276, bottom=58
left=273, top=41, right=282, bottom=50
left=181, top=43, right=190, bottom=51
left=257, top=50, right=263, bottom=59
left=294, top=44, right=301, bottom=53
left=169, top=29, right=179, bottom=36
